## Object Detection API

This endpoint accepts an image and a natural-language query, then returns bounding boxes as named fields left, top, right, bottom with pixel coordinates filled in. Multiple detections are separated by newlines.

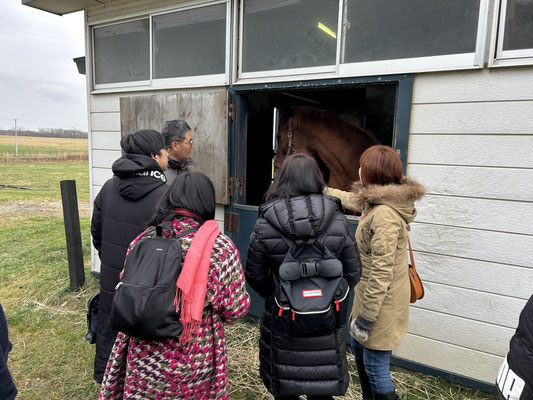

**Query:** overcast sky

left=0, top=1, right=87, bottom=132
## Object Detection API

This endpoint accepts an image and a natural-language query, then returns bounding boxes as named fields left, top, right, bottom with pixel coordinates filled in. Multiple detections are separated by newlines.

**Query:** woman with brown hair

left=345, top=145, right=425, bottom=399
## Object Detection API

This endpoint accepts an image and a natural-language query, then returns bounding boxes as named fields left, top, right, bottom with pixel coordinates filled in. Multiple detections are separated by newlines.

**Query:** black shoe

left=373, top=391, right=398, bottom=400
left=355, top=358, right=374, bottom=400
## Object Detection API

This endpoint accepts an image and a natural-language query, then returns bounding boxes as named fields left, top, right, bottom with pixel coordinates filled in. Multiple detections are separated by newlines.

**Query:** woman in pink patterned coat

left=99, top=172, right=250, bottom=400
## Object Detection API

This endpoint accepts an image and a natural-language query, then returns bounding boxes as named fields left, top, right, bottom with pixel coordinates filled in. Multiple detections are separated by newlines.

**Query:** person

left=347, top=145, right=425, bottom=400
left=91, top=129, right=170, bottom=384
left=0, top=303, right=17, bottom=400
left=99, top=172, right=250, bottom=400
left=161, top=119, right=194, bottom=184
left=245, top=153, right=361, bottom=400
left=496, top=293, right=533, bottom=400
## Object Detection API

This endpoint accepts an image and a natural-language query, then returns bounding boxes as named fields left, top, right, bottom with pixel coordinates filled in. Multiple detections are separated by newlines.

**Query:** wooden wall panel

left=407, top=164, right=533, bottom=201
left=394, top=334, right=503, bottom=383
left=92, top=167, right=113, bottom=186
left=412, top=282, right=526, bottom=328
left=413, top=69, right=533, bottom=103
left=408, top=307, right=515, bottom=356
left=91, top=131, right=121, bottom=151
left=410, top=101, right=533, bottom=134
left=410, top=222, right=532, bottom=268
left=120, top=92, right=229, bottom=204
left=91, top=112, right=121, bottom=132
left=415, top=252, right=533, bottom=299
left=92, top=149, right=122, bottom=169
left=408, top=135, right=533, bottom=167
left=415, top=195, right=533, bottom=235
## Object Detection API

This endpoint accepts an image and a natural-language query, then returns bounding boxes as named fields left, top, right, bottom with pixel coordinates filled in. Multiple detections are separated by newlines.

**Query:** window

left=238, top=0, right=489, bottom=80
left=91, top=1, right=229, bottom=90
left=342, top=0, right=480, bottom=63
left=241, top=0, right=339, bottom=74
left=93, top=19, right=150, bottom=85
left=494, top=0, right=533, bottom=63
left=153, top=3, right=226, bottom=79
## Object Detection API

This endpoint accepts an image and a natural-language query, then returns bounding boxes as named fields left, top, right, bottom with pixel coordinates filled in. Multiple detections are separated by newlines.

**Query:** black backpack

left=84, top=293, right=99, bottom=344
left=110, top=223, right=197, bottom=340
left=274, top=232, right=349, bottom=334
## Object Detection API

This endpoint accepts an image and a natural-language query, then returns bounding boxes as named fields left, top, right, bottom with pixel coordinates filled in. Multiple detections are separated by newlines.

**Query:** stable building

left=23, top=0, right=533, bottom=392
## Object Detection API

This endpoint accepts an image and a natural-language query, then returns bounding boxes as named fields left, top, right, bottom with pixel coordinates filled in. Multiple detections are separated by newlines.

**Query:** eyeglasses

left=177, top=139, right=193, bottom=146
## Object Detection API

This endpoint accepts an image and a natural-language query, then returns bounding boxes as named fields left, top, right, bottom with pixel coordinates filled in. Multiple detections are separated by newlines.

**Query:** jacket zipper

left=275, top=291, right=349, bottom=316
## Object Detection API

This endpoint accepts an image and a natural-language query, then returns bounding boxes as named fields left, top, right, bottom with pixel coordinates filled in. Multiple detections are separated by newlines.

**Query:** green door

left=224, top=75, right=413, bottom=319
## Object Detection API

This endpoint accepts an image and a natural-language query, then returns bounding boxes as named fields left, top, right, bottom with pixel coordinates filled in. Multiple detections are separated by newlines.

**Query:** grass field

left=0, top=135, right=88, bottom=159
left=0, top=157, right=496, bottom=399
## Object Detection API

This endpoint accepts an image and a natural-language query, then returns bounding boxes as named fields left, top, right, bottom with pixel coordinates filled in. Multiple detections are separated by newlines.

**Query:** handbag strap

left=407, top=235, right=416, bottom=270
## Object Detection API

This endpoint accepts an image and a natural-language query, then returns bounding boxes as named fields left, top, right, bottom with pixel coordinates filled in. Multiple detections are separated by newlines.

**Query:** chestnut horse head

left=275, top=106, right=379, bottom=191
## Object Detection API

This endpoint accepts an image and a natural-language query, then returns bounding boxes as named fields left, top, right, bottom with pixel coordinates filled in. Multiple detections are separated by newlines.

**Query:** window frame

left=90, top=0, right=231, bottom=93
left=236, top=0, right=491, bottom=85
left=91, top=16, right=152, bottom=90
left=237, top=0, right=341, bottom=81
left=490, top=0, right=533, bottom=68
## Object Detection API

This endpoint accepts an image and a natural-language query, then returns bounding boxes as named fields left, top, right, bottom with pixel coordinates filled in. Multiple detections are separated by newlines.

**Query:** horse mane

left=289, top=106, right=375, bottom=142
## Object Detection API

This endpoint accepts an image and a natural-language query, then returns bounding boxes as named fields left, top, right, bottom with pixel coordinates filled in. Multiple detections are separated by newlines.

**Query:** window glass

left=343, top=0, right=480, bottom=63
left=153, top=4, right=226, bottom=79
left=93, top=19, right=150, bottom=84
left=242, top=0, right=339, bottom=73
left=503, top=0, right=533, bottom=51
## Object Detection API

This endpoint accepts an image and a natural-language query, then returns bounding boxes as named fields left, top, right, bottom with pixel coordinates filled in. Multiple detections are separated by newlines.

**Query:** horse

left=275, top=106, right=379, bottom=191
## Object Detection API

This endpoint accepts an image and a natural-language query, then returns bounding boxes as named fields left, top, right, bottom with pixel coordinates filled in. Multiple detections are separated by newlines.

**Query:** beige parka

left=344, top=177, right=425, bottom=350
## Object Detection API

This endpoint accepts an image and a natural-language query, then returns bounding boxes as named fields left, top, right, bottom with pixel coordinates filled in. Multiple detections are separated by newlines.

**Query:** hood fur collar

left=351, top=176, right=426, bottom=212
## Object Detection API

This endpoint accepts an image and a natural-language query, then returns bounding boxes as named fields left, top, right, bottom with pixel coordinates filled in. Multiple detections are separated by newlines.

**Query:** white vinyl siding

left=398, top=67, right=533, bottom=384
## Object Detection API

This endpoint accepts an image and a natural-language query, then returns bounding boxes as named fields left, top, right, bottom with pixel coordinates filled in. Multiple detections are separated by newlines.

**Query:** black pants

left=275, top=396, right=334, bottom=400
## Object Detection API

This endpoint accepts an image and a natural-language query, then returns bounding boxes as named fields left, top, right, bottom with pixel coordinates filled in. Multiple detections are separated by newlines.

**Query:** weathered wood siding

left=396, top=68, right=533, bottom=384
left=89, top=90, right=227, bottom=272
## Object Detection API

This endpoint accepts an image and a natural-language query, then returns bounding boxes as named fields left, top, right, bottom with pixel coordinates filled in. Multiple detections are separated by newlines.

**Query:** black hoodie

left=90, top=154, right=168, bottom=383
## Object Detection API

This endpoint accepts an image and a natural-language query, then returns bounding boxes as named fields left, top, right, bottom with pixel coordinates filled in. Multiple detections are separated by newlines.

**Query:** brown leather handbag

left=408, top=237, right=424, bottom=303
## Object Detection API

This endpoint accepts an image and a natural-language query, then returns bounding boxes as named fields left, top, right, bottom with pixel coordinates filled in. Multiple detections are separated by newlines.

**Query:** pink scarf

left=174, top=220, right=220, bottom=345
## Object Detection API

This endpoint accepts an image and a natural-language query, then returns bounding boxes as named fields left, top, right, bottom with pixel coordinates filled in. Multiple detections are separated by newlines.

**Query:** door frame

left=224, top=73, right=414, bottom=318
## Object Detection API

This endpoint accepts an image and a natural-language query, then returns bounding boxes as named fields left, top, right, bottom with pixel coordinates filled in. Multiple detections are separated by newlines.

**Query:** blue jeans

left=351, top=337, right=395, bottom=394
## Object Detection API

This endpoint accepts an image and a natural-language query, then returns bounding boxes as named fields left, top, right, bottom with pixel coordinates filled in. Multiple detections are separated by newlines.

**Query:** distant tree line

left=0, top=127, right=88, bottom=139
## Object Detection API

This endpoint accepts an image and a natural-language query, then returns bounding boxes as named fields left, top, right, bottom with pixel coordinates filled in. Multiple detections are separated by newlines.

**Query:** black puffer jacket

left=91, top=154, right=168, bottom=383
left=0, top=304, right=17, bottom=400
left=246, top=194, right=361, bottom=397
left=497, top=293, right=533, bottom=400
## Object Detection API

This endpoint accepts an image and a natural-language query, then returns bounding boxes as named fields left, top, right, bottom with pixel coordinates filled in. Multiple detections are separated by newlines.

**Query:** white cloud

left=0, top=1, right=87, bottom=131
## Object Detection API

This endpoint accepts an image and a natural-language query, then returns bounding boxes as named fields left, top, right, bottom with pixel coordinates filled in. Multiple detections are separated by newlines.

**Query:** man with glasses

left=161, top=119, right=194, bottom=184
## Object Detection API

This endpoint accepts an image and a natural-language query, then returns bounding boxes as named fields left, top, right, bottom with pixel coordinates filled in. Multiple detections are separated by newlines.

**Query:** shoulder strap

left=407, top=236, right=415, bottom=270
left=380, top=204, right=416, bottom=269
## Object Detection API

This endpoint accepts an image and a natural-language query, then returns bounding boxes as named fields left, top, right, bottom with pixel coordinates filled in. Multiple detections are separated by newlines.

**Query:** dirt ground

left=0, top=200, right=91, bottom=220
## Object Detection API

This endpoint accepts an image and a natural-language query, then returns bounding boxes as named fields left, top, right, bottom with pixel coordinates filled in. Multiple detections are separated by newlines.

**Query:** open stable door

left=120, top=91, right=230, bottom=204
left=225, top=76, right=413, bottom=319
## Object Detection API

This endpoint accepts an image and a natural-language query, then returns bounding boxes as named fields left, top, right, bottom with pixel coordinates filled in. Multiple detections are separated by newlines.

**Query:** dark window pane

left=153, top=4, right=226, bottom=78
left=94, top=20, right=150, bottom=84
left=343, top=0, right=480, bottom=63
left=503, top=0, right=533, bottom=51
left=242, top=0, right=339, bottom=72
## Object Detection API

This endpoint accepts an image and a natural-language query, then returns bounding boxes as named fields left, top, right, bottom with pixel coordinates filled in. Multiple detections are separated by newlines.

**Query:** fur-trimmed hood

left=352, top=177, right=426, bottom=224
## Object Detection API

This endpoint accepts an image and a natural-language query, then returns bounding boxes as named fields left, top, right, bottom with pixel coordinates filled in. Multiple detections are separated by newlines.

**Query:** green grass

left=0, top=214, right=100, bottom=399
left=0, top=161, right=89, bottom=201
left=0, top=158, right=496, bottom=399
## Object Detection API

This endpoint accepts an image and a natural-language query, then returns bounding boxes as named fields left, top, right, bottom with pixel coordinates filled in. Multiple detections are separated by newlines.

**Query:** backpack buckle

left=300, top=261, right=318, bottom=277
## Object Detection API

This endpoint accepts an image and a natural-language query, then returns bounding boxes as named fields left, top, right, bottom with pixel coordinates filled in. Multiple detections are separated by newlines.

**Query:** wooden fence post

left=60, top=180, right=85, bottom=291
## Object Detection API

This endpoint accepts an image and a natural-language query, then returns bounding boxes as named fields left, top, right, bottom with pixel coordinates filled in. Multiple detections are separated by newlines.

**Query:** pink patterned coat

left=99, top=216, right=250, bottom=400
